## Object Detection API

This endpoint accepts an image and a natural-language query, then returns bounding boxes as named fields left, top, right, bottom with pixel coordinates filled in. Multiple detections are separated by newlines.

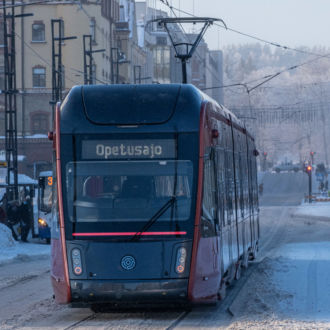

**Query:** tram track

left=63, top=314, right=96, bottom=330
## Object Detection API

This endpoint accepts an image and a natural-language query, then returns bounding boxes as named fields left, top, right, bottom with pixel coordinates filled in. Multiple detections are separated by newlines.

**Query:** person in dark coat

left=19, top=197, right=32, bottom=242
left=6, top=201, right=20, bottom=241
left=0, top=193, right=7, bottom=224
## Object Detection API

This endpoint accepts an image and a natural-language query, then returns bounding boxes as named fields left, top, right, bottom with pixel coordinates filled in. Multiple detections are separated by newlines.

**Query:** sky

left=151, top=0, right=330, bottom=50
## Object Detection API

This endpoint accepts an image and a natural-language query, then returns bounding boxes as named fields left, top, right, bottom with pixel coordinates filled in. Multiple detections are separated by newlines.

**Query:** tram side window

left=234, top=131, right=245, bottom=219
left=216, top=147, right=226, bottom=227
left=202, top=149, right=216, bottom=236
left=252, top=154, right=259, bottom=210
left=242, top=143, right=249, bottom=216
left=248, top=153, right=254, bottom=213
left=224, top=149, right=234, bottom=225
left=238, top=152, right=245, bottom=218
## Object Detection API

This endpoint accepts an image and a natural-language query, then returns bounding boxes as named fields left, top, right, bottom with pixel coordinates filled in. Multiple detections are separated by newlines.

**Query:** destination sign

left=82, top=139, right=175, bottom=160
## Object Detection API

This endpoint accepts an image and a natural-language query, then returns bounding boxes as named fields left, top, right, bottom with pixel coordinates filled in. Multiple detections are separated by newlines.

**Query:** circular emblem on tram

left=121, top=255, right=136, bottom=271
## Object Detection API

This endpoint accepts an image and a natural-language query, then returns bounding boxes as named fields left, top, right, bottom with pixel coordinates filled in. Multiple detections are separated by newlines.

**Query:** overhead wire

left=201, top=51, right=330, bottom=93
left=159, top=1, right=328, bottom=59
left=157, top=0, right=330, bottom=92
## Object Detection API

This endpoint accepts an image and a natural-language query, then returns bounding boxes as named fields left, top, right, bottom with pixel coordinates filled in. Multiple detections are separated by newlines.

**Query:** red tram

left=50, top=84, right=259, bottom=307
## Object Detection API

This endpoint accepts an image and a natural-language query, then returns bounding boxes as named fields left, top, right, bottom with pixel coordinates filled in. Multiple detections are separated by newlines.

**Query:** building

left=0, top=0, right=120, bottom=176
left=114, top=0, right=148, bottom=84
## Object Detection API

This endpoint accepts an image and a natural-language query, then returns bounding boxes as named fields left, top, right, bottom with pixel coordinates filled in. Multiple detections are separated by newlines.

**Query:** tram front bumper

left=70, top=278, right=189, bottom=305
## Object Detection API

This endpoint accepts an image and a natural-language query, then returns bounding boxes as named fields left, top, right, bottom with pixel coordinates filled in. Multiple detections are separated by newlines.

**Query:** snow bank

left=0, top=223, right=50, bottom=265
left=0, top=223, right=17, bottom=248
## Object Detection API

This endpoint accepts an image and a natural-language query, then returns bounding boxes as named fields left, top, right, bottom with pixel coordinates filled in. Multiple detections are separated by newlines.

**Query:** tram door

left=199, top=145, right=221, bottom=292
left=214, top=120, right=230, bottom=277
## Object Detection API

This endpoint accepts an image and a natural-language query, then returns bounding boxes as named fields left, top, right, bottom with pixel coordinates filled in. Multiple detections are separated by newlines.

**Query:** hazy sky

left=157, top=0, right=330, bottom=50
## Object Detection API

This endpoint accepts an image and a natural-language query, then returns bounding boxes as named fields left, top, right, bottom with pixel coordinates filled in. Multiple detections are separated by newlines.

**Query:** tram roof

left=60, top=84, right=205, bottom=134
left=59, top=84, right=246, bottom=135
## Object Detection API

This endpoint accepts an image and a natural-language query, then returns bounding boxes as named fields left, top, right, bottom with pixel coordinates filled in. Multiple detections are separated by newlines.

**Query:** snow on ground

left=0, top=223, right=50, bottom=265
left=294, top=201, right=330, bottom=218
left=224, top=202, right=330, bottom=329
left=0, top=223, right=17, bottom=248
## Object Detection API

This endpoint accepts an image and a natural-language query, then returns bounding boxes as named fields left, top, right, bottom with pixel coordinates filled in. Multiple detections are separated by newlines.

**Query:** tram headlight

left=71, top=248, right=83, bottom=276
left=175, top=247, right=187, bottom=274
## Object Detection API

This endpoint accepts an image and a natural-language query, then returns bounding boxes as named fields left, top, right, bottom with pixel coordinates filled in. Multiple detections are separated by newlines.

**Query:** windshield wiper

left=131, top=196, right=176, bottom=242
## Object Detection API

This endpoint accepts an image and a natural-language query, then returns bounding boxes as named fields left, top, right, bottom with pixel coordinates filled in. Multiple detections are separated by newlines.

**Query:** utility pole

left=134, top=65, right=141, bottom=84
left=310, top=151, right=315, bottom=165
left=305, top=164, right=313, bottom=203
left=111, top=47, right=119, bottom=84
left=2, top=0, right=32, bottom=201
left=50, top=19, right=77, bottom=119
left=83, top=35, right=105, bottom=85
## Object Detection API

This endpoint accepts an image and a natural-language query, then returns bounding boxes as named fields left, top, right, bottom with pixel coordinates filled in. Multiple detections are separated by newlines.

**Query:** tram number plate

left=82, top=139, right=175, bottom=160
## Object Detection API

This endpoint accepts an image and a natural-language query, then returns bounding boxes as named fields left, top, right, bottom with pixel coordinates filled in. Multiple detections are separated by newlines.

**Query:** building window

left=32, top=22, right=45, bottom=42
left=33, top=67, right=46, bottom=87
left=152, top=47, right=170, bottom=83
left=30, top=112, right=49, bottom=134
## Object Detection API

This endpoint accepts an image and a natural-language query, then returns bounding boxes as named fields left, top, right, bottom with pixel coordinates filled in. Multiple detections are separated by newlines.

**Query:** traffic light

left=304, top=164, right=312, bottom=174
left=305, top=164, right=313, bottom=203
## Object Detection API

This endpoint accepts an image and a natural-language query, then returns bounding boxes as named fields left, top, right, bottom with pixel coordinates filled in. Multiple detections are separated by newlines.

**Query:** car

left=273, top=161, right=300, bottom=173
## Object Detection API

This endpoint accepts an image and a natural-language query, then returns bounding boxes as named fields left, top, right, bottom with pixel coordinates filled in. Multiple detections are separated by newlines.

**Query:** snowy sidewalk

left=0, top=224, right=50, bottom=265
left=293, top=201, right=330, bottom=219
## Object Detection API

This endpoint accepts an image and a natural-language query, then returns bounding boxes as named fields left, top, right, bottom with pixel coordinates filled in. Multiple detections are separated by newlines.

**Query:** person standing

left=6, top=201, right=20, bottom=241
left=0, top=193, right=7, bottom=224
left=20, top=197, right=32, bottom=242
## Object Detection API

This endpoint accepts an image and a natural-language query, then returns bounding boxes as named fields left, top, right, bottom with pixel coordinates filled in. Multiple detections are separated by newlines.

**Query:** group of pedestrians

left=0, top=193, right=33, bottom=242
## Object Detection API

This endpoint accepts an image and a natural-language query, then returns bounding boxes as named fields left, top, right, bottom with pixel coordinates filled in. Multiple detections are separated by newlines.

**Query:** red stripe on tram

left=72, top=231, right=187, bottom=237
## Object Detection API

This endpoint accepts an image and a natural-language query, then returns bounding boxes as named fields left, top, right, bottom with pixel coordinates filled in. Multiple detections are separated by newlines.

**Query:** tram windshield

left=65, top=160, right=193, bottom=223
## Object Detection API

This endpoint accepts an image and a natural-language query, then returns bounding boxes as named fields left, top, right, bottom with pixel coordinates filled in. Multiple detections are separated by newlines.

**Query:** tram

left=37, top=171, right=52, bottom=243
left=50, top=84, right=259, bottom=307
